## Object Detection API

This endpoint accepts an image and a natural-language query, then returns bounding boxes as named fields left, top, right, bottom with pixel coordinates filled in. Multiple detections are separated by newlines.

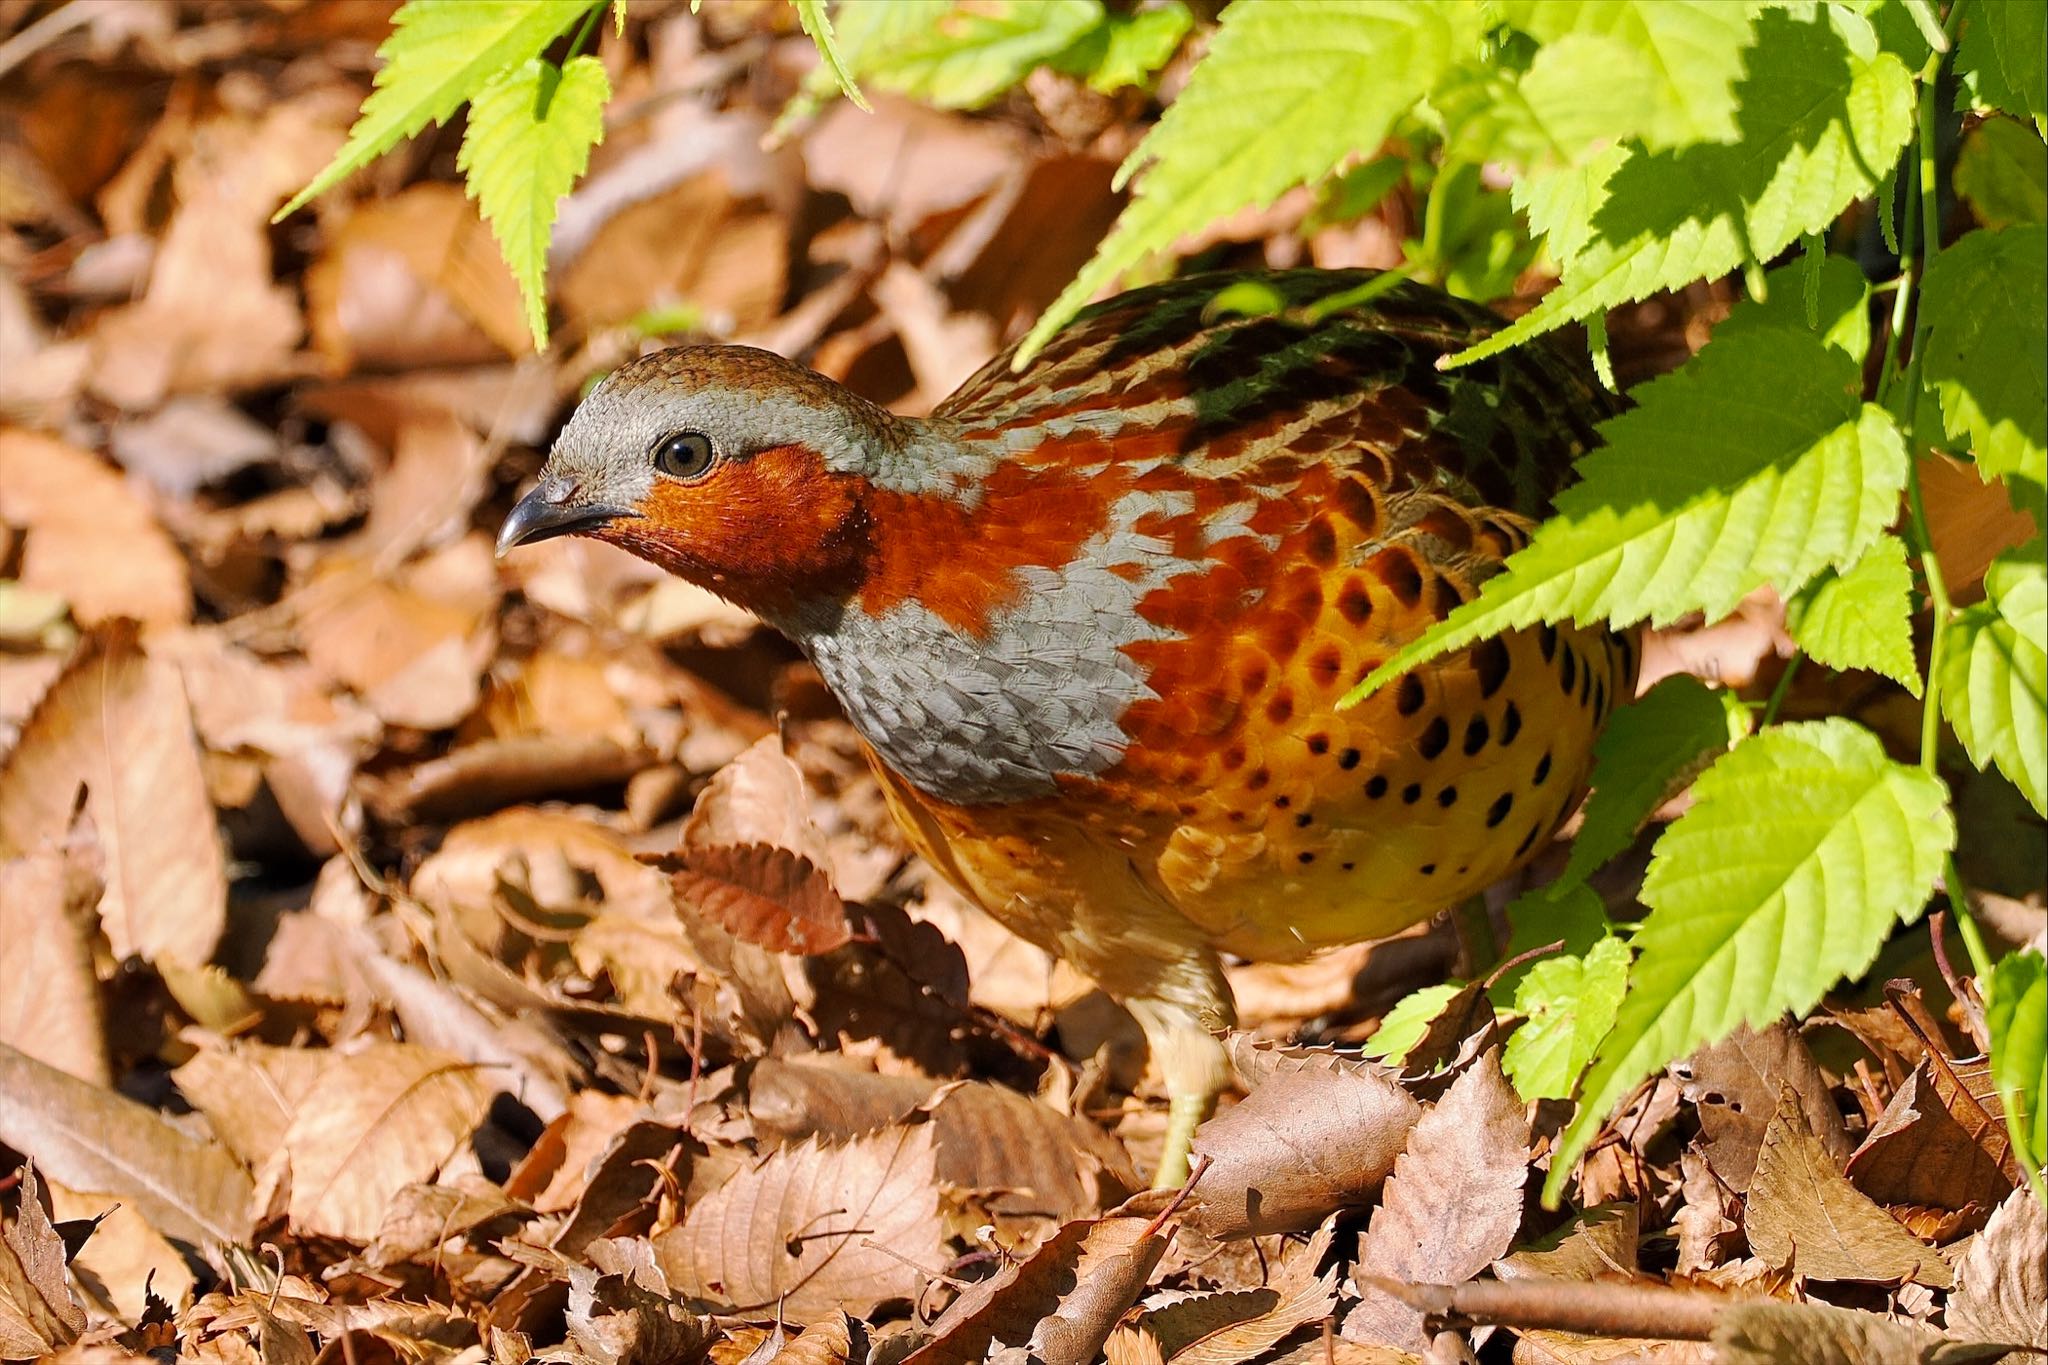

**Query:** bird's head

left=497, top=346, right=911, bottom=620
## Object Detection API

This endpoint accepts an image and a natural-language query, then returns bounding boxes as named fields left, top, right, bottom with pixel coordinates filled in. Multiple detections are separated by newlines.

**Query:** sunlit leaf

left=1787, top=533, right=1922, bottom=693
left=1496, top=0, right=1757, bottom=148
left=1954, top=117, right=2048, bottom=229
left=277, top=0, right=592, bottom=220
left=793, top=0, right=869, bottom=110
left=456, top=55, right=609, bottom=350
left=1544, top=719, right=1953, bottom=1203
left=1940, top=539, right=2048, bottom=814
left=1503, top=935, right=1630, bottom=1101
left=1352, top=328, right=1909, bottom=703
left=1918, top=224, right=2048, bottom=489
left=1983, top=948, right=2047, bottom=1173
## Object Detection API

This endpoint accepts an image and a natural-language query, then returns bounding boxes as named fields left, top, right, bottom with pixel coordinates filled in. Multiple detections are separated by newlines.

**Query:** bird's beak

left=496, top=478, right=632, bottom=557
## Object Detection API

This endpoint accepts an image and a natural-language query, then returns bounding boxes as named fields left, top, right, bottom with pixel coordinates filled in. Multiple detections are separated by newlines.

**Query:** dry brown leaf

left=1675, top=1022, right=1847, bottom=1193
left=282, top=1042, right=493, bottom=1242
left=1744, top=1088, right=1953, bottom=1288
left=657, top=1122, right=942, bottom=1323
left=1845, top=1062, right=2015, bottom=1213
left=746, top=1059, right=1137, bottom=1219
left=43, top=1178, right=197, bottom=1326
left=903, top=1212, right=1165, bottom=1365
left=0, top=429, right=190, bottom=628
left=364, top=733, right=653, bottom=825
left=682, top=734, right=835, bottom=868
left=357, top=949, right=578, bottom=1122
left=1920, top=453, right=2041, bottom=603
left=106, top=395, right=278, bottom=499
left=554, top=1252, right=720, bottom=1365
left=172, top=1039, right=332, bottom=1173
left=304, top=184, right=527, bottom=369
left=361, top=1181, right=531, bottom=1270
left=413, top=807, right=674, bottom=932
left=1497, top=1204, right=1640, bottom=1284
left=1186, top=1049, right=1422, bottom=1240
left=0, top=1042, right=253, bottom=1249
left=87, top=96, right=344, bottom=407
left=1345, top=1055, right=1529, bottom=1352
left=0, top=841, right=107, bottom=1087
left=504, top=1091, right=648, bottom=1215
left=769, top=1312, right=862, bottom=1365
left=1947, top=1186, right=2048, bottom=1350
left=673, top=844, right=852, bottom=955
left=0, top=625, right=226, bottom=966
left=293, top=544, right=499, bottom=731
left=0, top=1162, right=85, bottom=1359
left=1710, top=1300, right=2000, bottom=1365
left=349, top=410, right=491, bottom=563
left=1152, top=1267, right=1341, bottom=1365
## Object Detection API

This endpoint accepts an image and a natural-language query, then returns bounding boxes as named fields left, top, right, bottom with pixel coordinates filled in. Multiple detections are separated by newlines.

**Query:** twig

left=1141, top=1152, right=1211, bottom=1240
left=1358, top=1276, right=1728, bottom=1342
left=0, top=0, right=96, bottom=81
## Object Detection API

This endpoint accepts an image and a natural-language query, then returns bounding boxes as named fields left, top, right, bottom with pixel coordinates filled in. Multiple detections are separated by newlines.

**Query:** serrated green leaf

left=1787, top=533, right=1922, bottom=692
left=1351, top=328, right=1910, bottom=703
left=1918, top=224, right=2048, bottom=489
left=1019, top=0, right=1477, bottom=366
left=1050, top=2, right=1193, bottom=94
left=1359, top=981, right=1463, bottom=1065
left=278, top=0, right=592, bottom=220
left=1504, top=935, right=1631, bottom=1101
left=1543, top=718, right=1954, bottom=1204
left=1956, top=0, right=2047, bottom=123
left=1984, top=948, right=2047, bottom=1172
left=1498, top=882, right=1613, bottom=1001
left=1454, top=6, right=1913, bottom=367
left=456, top=55, right=609, bottom=350
left=794, top=0, right=870, bottom=110
left=1438, top=34, right=1656, bottom=172
left=1940, top=540, right=2048, bottom=814
left=1715, top=251, right=1872, bottom=362
left=1563, top=674, right=1741, bottom=886
left=1955, top=117, right=2048, bottom=229
left=1497, top=0, right=1757, bottom=148
left=840, top=0, right=1103, bottom=110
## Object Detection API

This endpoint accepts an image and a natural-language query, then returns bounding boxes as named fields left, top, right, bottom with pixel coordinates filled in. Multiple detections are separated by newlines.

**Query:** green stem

left=1759, top=653, right=1803, bottom=728
left=564, top=1, right=607, bottom=62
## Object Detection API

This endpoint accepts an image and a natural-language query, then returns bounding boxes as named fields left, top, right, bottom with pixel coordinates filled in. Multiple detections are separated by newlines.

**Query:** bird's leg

left=1125, top=996, right=1233, bottom=1188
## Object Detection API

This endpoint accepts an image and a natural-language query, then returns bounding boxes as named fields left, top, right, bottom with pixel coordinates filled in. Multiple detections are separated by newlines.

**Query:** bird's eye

left=650, top=430, right=718, bottom=480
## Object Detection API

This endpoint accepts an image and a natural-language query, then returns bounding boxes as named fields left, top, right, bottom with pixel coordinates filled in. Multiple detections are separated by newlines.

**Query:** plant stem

left=564, top=1, right=607, bottom=63
left=1759, top=653, right=1802, bottom=727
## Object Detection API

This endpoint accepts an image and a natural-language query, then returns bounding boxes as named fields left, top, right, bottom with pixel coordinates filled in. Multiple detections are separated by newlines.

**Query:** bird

left=498, top=268, right=1635, bottom=1184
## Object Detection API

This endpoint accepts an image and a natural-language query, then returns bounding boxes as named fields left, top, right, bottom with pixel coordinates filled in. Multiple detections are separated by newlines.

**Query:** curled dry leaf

left=1845, top=1061, right=2015, bottom=1213
left=0, top=840, right=107, bottom=1087
left=0, top=624, right=225, bottom=966
left=0, top=1042, right=253, bottom=1250
left=1675, top=1022, right=1847, bottom=1193
left=673, top=843, right=852, bottom=955
left=1744, top=1088, right=1953, bottom=1288
left=1345, top=1054, right=1529, bottom=1353
left=0, top=429, right=190, bottom=627
left=656, top=1121, right=942, bottom=1324
left=682, top=734, right=835, bottom=869
left=1186, top=1048, right=1421, bottom=1240
left=0, top=1162, right=86, bottom=1359
left=903, top=1212, right=1165, bottom=1365
left=1946, top=1186, right=2048, bottom=1350
left=171, top=1039, right=332, bottom=1173
left=281, top=1042, right=494, bottom=1243
left=1144, top=1266, right=1341, bottom=1365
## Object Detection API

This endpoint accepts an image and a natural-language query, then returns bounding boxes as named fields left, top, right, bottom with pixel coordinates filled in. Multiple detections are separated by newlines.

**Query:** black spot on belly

left=1396, top=675, right=1426, bottom=716
left=1559, top=645, right=1578, bottom=695
left=1295, top=812, right=1314, bottom=828
left=1419, top=717, right=1450, bottom=759
left=1420, top=863, right=1437, bottom=875
left=1298, top=851, right=1315, bottom=864
left=1307, top=733, right=1330, bottom=755
left=1540, top=623, right=1559, bottom=662
left=1500, top=702, right=1522, bottom=745
left=1402, top=782, right=1423, bottom=804
left=1437, top=786, right=1458, bottom=807
left=1463, top=716, right=1490, bottom=755
left=1533, top=752, right=1552, bottom=786
left=1339, top=747, right=1363, bottom=770
left=1472, top=638, right=1510, bottom=698
left=1487, top=793, right=1514, bottom=828
left=1366, top=775, right=1389, bottom=798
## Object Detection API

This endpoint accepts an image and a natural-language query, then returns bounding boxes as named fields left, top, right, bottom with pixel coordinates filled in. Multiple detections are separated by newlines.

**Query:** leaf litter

left=0, top=4, right=2041, bottom=1363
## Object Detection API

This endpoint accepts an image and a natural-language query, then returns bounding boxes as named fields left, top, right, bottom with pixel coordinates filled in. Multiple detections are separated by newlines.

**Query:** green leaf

left=277, top=0, right=593, bottom=220
left=837, top=0, right=1104, bottom=110
left=1504, top=935, right=1631, bottom=1101
left=1019, top=0, right=1477, bottom=365
left=1436, top=35, right=1658, bottom=172
left=456, top=55, right=609, bottom=350
left=1560, top=675, right=1743, bottom=888
left=1940, top=539, right=2048, bottom=815
left=1954, top=117, right=2048, bottom=229
left=1496, top=0, right=1757, bottom=148
left=793, top=0, right=870, bottom=110
left=1715, top=252, right=1873, bottom=363
left=1050, top=2, right=1193, bottom=94
left=1787, top=533, right=1922, bottom=693
left=1544, top=718, right=1954, bottom=1204
left=1984, top=948, right=2047, bottom=1173
left=1350, top=328, right=1910, bottom=703
left=1918, top=225, right=2048, bottom=489
left=1956, top=0, right=2047, bottom=123
left=1359, top=981, right=1464, bottom=1065
left=1498, top=883, right=1613, bottom=1000
left=1454, top=6, right=1914, bottom=367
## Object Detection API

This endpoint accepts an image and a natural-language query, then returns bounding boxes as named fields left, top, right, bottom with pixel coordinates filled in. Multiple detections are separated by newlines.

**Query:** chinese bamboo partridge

left=500, top=269, right=1635, bottom=1183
